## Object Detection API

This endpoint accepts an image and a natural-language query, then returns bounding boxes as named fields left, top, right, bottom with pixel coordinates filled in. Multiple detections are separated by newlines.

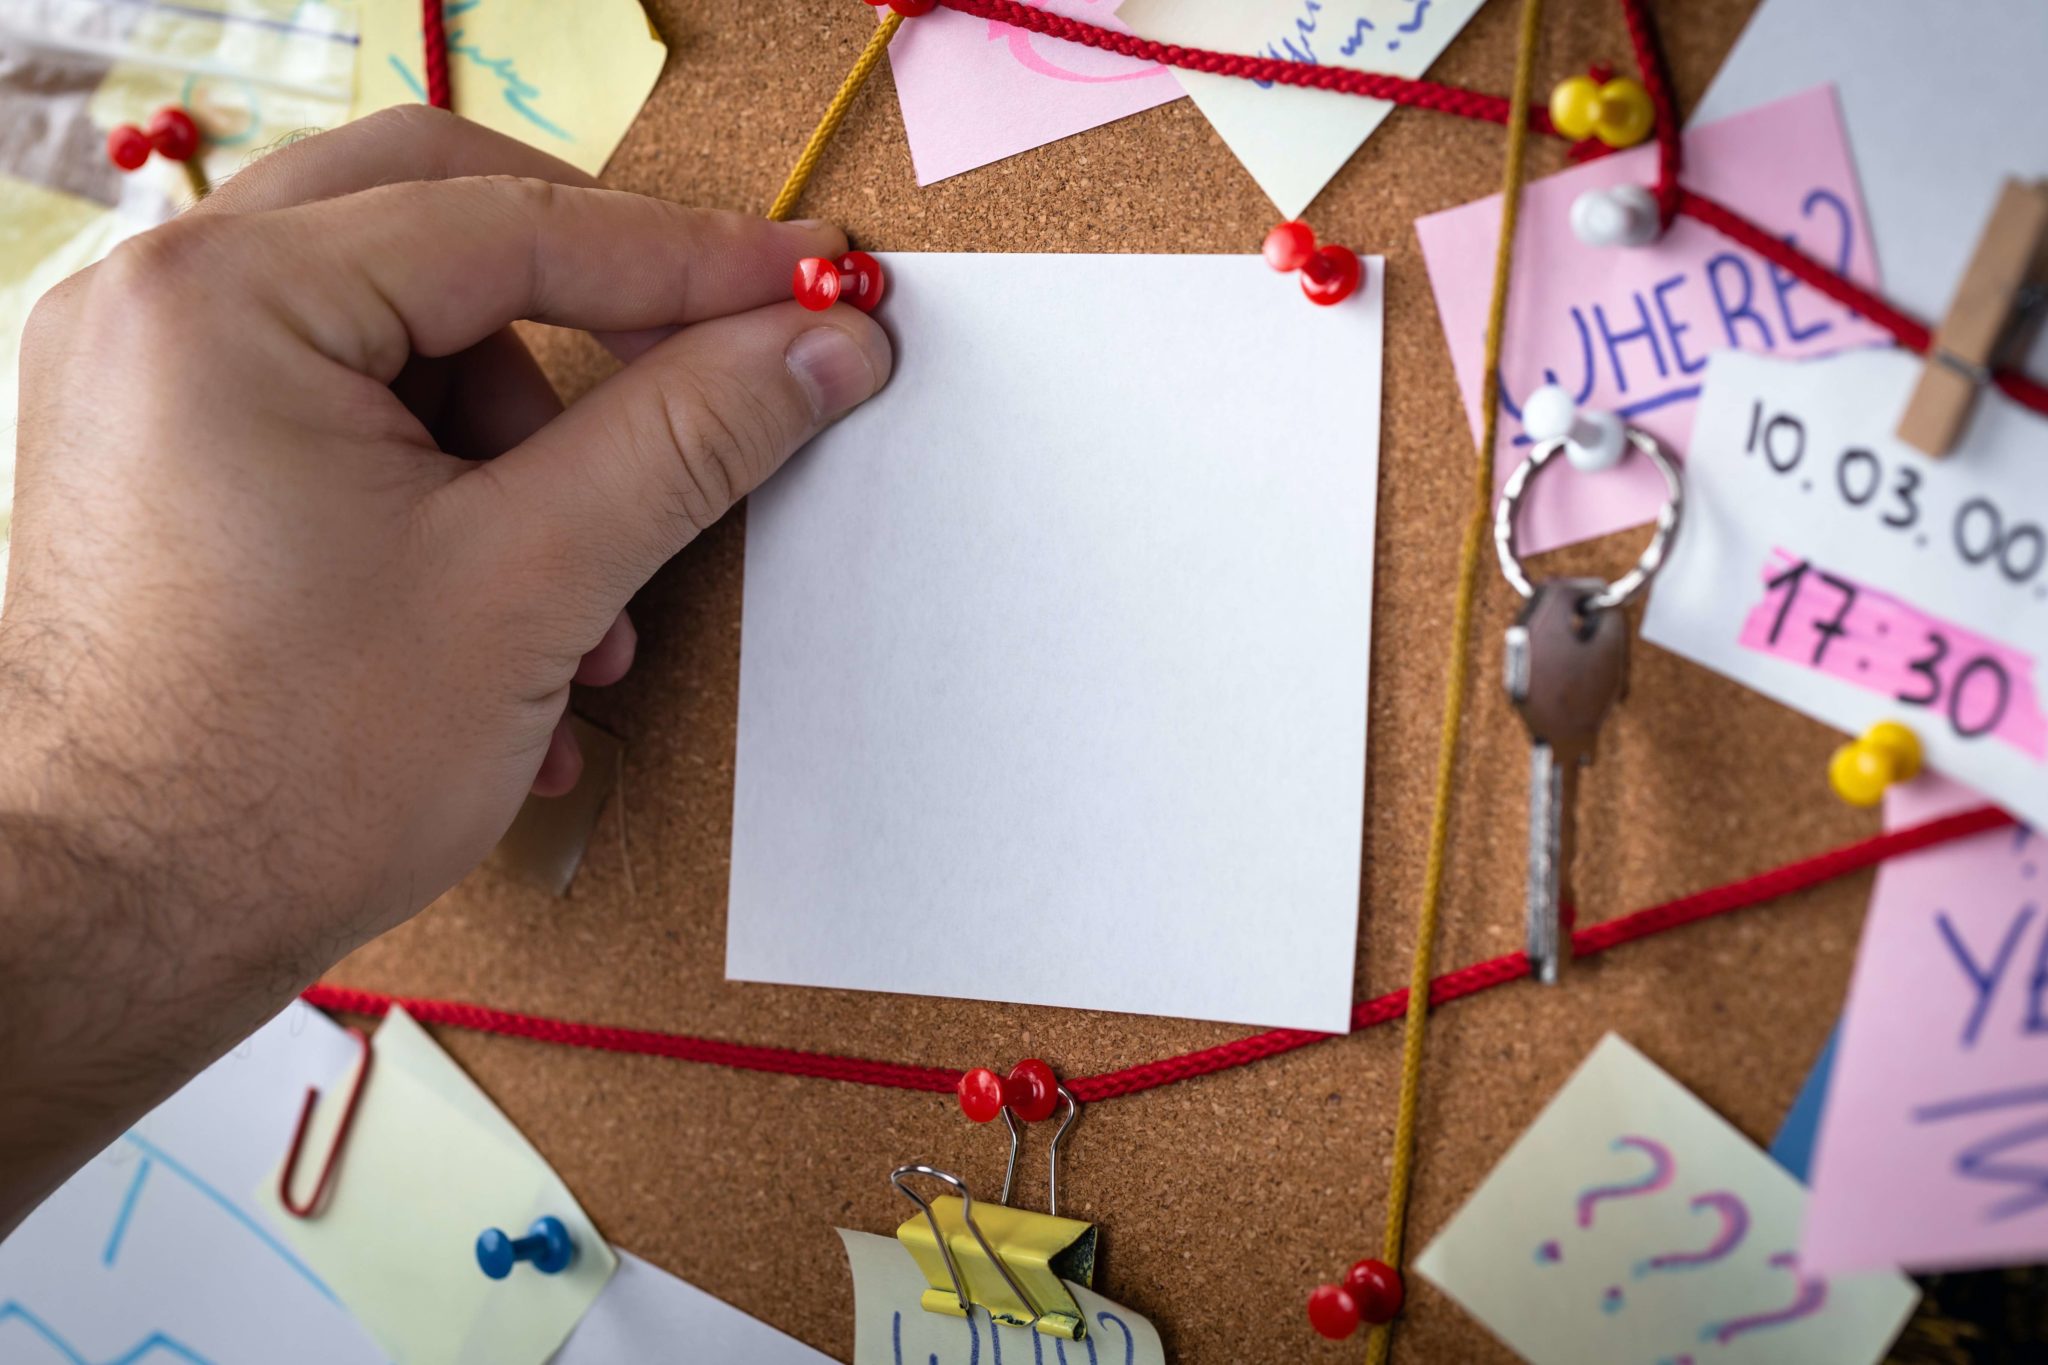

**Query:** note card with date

left=1641, top=348, right=2048, bottom=833
left=837, top=1229, right=1165, bottom=1365
left=1414, top=1034, right=1918, bottom=1365
left=1801, top=776, right=2048, bottom=1275
left=1415, top=85, right=1884, bottom=554
left=728, top=253, right=1381, bottom=1032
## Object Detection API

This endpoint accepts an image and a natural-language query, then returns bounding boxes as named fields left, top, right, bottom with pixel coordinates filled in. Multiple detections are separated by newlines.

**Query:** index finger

left=193, top=105, right=600, bottom=216
left=212, top=175, right=847, bottom=382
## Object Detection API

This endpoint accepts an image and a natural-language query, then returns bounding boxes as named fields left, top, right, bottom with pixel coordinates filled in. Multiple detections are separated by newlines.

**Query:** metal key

left=1505, top=579, right=1630, bottom=985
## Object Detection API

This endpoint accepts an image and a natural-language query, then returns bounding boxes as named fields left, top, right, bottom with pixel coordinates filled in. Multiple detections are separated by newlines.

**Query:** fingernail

left=789, top=217, right=831, bottom=231
left=787, top=326, right=880, bottom=421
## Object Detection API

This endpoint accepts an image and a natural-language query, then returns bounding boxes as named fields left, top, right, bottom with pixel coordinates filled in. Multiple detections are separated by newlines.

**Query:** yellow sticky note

left=260, top=1006, right=616, bottom=1365
left=352, top=0, right=666, bottom=176
left=1414, top=1034, right=1918, bottom=1365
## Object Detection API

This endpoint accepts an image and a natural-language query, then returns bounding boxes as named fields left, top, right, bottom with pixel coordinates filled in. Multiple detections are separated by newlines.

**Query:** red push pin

left=1261, top=221, right=1362, bottom=306
left=106, top=106, right=208, bottom=198
left=792, top=251, right=886, bottom=313
left=1306, top=1258, right=1403, bottom=1339
left=861, top=0, right=937, bottom=14
left=106, top=123, right=153, bottom=172
left=955, top=1058, right=1060, bottom=1124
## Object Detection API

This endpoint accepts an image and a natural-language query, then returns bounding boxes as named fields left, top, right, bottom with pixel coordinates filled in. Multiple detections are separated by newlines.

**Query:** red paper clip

left=277, top=1026, right=373, bottom=1218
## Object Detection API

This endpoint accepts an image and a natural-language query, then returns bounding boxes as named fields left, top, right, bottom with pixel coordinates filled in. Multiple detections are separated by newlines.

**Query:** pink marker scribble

left=1738, top=549, right=2048, bottom=760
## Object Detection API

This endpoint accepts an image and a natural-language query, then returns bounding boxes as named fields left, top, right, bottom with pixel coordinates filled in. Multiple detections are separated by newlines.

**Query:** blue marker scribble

left=1251, top=0, right=1322, bottom=85
left=891, top=1306, right=982, bottom=1364
left=1913, top=1086, right=2048, bottom=1222
left=101, top=1157, right=153, bottom=1268
left=117, top=1133, right=338, bottom=1303
left=0, top=1301, right=214, bottom=1365
left=1095, top=1312, right=1137, bottom=1365
left=383, top=1, right=571, bottom=141
left=1336, top=18, right=1376, bottom=57
left=1385, top=0, right=1433, bottom=49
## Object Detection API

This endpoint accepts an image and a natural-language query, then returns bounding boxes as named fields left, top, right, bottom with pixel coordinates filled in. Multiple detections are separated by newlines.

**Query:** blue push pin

left=476, top=1216, right=577, bottom=1280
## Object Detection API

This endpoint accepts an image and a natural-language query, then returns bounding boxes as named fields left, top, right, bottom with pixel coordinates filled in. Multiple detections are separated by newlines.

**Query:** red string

left=1675, top=188, right=1933, bottom=351
left=421, top=0, right=451, bottom=111
left=933, top=0, right=1556, bottom=134
left=303, top=804, right=2012, bottom=1105
left=1615, top=0, right=1682, bottom=226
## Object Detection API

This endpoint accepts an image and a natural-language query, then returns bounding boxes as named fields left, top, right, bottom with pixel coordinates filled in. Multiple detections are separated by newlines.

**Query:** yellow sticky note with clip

left=352, top=0, right=666, bottom=176
left=894, top=1180, right=1099, bottom=1339
left=258, top=1006, right=617, bottom=1365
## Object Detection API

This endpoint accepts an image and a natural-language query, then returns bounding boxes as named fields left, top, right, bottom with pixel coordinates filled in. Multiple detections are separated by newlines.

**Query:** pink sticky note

left=1415, top=85, right=1886, bottom=554
left=1803, top=775, right=2045, bottom=1274
left=1737, top=549, right=2048, bottom=761
left=883, top=0, right=1181, bottom=185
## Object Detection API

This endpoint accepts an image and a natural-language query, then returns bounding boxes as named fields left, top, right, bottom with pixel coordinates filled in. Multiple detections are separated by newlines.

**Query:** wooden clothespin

left=1898, top=178, right=2048, bottom=456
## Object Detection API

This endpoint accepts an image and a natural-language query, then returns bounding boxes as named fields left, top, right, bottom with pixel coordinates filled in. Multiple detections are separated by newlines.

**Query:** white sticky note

left=557, top=1250, right=833, bottom=1364
left=838, top=1228, right=1164, bottom=1365
left=1640, top=349, right=2048, bottom=832
left=1415, top=1034, right=1919, bottom=1365
left=728, top=253, right=1383, bottom=1032
left=1693, top=0, right=2048, bottom=379
left=0, top=1004, right=386, bottom=1364
left=261, top=1007, right=617, bottom=1365
left=1117, top=0, right=1487, bottom=218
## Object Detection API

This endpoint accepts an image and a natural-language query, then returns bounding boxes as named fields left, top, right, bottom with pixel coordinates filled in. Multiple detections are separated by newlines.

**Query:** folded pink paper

left=1415, top=85, right=1886, bottom=554
left=1803, top=774, right=2045, bottom=1274
left=883, top=0, right=1180, bottom=185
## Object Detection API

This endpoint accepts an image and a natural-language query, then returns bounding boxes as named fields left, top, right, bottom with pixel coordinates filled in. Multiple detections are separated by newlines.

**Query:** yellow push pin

left=1827, top=721, right=1924, bottom=808
left=1549, top=73, right=1655, bottom=149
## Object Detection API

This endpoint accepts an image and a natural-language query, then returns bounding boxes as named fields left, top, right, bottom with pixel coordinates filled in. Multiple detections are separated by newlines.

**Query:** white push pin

left=1523, top=383, right=1628, bottom=472
left=1569, top=183, right=1661, bottom=249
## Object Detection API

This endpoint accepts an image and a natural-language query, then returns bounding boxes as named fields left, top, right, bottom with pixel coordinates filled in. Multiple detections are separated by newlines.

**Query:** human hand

left=0, top=108, right=891, bottom=1225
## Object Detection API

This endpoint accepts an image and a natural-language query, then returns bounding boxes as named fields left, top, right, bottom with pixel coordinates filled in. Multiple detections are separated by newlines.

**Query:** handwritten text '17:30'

left=1741, top=549, right=2048, bottom=760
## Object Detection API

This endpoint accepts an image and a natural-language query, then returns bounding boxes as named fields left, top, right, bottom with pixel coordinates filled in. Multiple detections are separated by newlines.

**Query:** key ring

left=1493, top=428, right=1683, bottom=613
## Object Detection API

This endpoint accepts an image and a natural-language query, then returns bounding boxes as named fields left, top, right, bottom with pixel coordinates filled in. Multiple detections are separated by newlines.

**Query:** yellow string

left=767, top=11, right=905, bottom=221
left=1364, top=0, right=1545, bottom=1360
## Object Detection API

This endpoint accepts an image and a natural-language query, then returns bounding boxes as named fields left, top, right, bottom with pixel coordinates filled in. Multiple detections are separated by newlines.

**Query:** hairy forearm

left=0, top=674, right=318, bottom=1237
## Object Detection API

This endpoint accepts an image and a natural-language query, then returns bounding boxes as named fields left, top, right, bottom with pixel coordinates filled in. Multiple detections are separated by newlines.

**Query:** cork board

left=323, top=2, right=1901, bottom=1360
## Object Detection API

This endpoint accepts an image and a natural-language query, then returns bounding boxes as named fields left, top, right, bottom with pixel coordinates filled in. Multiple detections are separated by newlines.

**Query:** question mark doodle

left=1533, top=1135, right=1675, bottom=1268
left=1576, top=1136, right=1677, bottom=1228
left=1634, top=1192, right=1750, bottom=1277
left=1698, top=1252, right=1828, bottom=1344
left=1605, top=1192, right=1750, bottom=1314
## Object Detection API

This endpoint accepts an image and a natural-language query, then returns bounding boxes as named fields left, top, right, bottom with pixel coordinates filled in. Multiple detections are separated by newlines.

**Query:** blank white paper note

left=728, top=253, right=1383, bottom=1032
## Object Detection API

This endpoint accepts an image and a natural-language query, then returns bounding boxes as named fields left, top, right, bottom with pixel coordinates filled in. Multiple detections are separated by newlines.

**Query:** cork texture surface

left=324, top=2, right=1891, bottom=1361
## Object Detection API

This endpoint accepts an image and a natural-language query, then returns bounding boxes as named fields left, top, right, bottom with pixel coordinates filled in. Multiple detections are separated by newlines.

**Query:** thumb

left=461, top=300, right=891, bottom=626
